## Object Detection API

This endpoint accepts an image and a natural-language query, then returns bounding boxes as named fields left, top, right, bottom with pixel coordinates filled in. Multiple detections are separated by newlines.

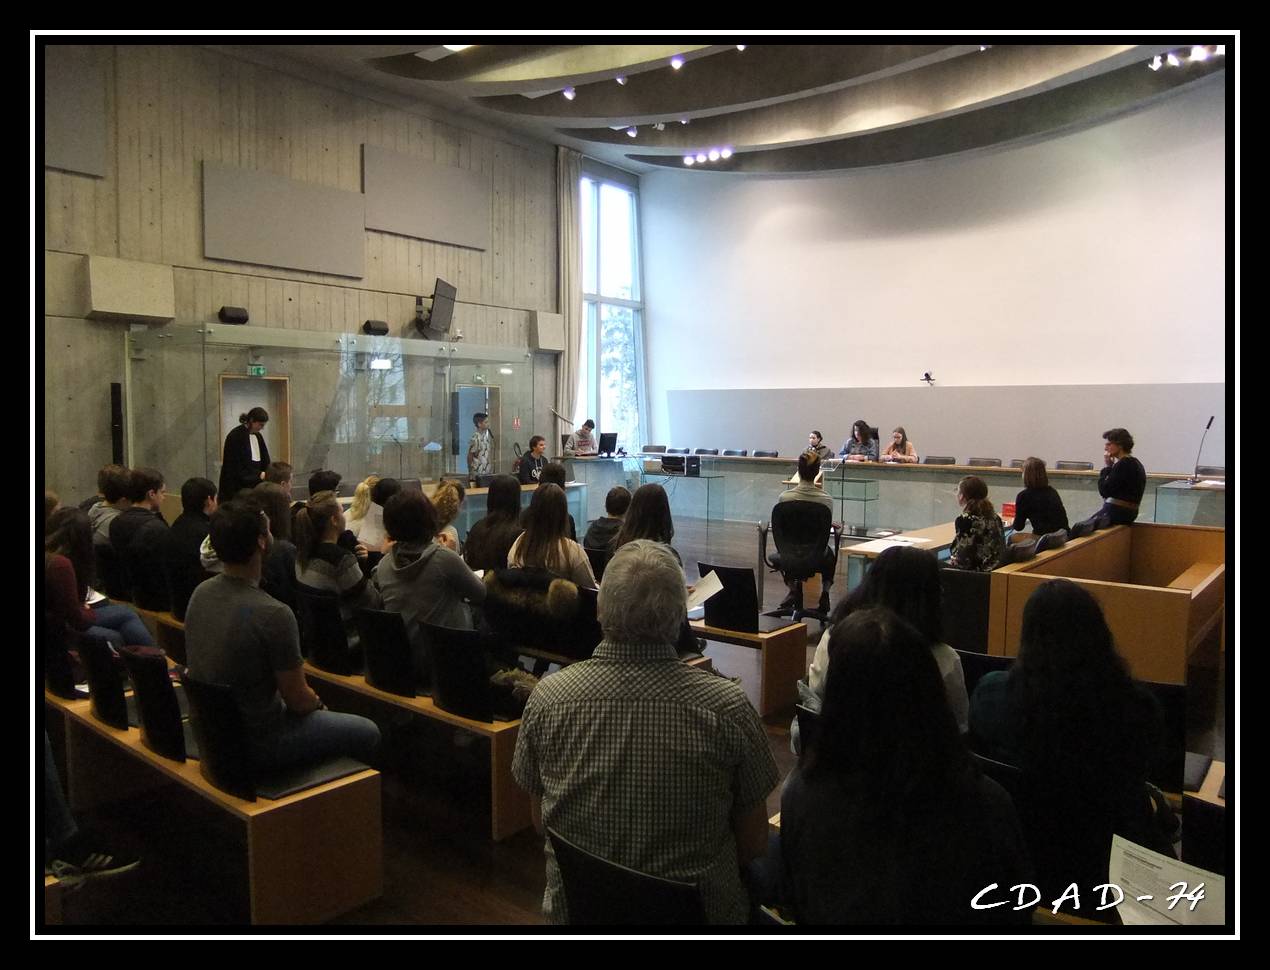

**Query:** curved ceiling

left=249, top=40, right=1230, bottom=176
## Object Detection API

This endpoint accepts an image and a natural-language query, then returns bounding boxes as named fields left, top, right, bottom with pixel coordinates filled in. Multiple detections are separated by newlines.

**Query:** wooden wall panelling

left=44, top=317, right=127, bottom=502
left=1129, top=524, right=1227, bottom=588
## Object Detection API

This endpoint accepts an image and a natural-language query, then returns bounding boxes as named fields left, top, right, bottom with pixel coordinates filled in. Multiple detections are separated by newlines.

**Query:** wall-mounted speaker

left=218, top=305, right=249, bottom=325
left=362, top=320, right=389, bottom=336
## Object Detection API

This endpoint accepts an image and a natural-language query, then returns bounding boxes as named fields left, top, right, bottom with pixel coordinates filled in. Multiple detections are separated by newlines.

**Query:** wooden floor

left=44, top=518, right=1226, bottom=928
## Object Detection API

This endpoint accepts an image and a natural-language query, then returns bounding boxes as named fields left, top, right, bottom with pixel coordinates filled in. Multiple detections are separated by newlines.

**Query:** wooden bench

left=301, top=663, right=532, bottom=841
left=43, top=689, right=382, bottom=924
left=689, top=619, right=807, bottom=718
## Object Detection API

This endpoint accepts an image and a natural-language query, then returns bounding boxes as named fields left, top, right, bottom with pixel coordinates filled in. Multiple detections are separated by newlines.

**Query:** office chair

left=765, top=500, right=841, bottom=625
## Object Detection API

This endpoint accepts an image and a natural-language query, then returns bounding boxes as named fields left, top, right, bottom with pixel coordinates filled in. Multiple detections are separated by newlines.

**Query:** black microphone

left=1190, top=415, right=1215, bottom=483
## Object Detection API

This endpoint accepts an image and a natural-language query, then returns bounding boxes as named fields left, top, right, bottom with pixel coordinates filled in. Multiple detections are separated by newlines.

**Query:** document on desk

left=685, top=570, right=725, bottom=611
left=1107, top=835, right=1225, bottom=926
left=849, top=535, right=930, bottom=555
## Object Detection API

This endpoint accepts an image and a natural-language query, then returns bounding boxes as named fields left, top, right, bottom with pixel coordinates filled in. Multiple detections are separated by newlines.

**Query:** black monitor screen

left=429, top=278, right=457, bottom=333
left=598, top=432, right=618, bottom=455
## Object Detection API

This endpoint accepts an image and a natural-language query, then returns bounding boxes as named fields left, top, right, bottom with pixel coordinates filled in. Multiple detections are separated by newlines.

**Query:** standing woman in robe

left=219, top=407, right=271, bottom=502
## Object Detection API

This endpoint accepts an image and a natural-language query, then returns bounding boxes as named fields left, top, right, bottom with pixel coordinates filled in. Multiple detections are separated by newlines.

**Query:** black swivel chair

left=765, top=500, right=842, bottom=625
left=694, top=448, right=719, bottom=456
left=666, top=447, right=689, bottom=455
left=355, top=608, right=419, bottom=698
left=753, top=450, right=779, bottom=458
left=642, top=445, right=668, bottom=454
left=1056, top=460, right=1094, bottom=471
left=721, top=449, right=748, bottom=457
left=968, top=457, right=1002, bottom=467
left=1195, top=465, right=1225, bottom=478
left=547, top=827, right=706, bottom=926
left=923, top=456, right=956, bottom=465
left=296, top=586, right=360, bottom=675
left=1009, top=459, right=1026, bottom=469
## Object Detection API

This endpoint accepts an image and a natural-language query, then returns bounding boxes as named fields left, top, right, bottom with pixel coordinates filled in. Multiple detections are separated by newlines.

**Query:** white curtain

left=556, top=146, right=584, bottom=434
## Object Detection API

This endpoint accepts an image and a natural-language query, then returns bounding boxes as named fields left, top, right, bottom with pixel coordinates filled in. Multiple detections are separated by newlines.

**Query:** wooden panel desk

left=301, top=663, right=532, bottom=841
left=841, top=521, right=957, bottom=588
left=44, top=690, right=382, bottom=924
left=688, top=619, right=807, bottom=718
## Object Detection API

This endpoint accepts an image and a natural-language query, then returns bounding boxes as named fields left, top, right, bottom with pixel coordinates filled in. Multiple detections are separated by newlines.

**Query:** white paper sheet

left=685, top=569, right=725, bottom=611
left=1107, top=835, right=1226, bottom=926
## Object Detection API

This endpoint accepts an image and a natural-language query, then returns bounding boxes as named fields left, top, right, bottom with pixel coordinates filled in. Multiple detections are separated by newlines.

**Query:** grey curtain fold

left=556, top=146, right=583, bottom=433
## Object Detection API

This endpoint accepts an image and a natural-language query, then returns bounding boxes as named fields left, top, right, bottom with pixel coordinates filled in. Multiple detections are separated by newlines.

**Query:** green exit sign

left=248, top=364, right=267, bottom=377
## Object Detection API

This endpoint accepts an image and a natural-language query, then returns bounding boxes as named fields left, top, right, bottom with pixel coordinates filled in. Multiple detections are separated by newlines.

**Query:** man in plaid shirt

left=512, top=539, right=779, bottom=924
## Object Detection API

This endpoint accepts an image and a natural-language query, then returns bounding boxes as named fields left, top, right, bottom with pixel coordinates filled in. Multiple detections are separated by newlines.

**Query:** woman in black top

left=1011, top=458, right=1069, bottom=536
left=780, top=607, right=1031, bottom=925
left=219, top=407, right=271, bottom=503
left=464, top=474, right=524, bottom=572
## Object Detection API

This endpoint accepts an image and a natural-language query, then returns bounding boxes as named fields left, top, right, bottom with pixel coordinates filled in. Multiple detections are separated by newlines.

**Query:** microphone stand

left=1190, top=416, right=1215, bottom=484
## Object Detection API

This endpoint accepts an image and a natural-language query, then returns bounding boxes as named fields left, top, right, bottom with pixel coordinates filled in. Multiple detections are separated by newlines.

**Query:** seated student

left=780, top=608, right=1031, bottom=925
left=948, top=476, right=1004, bottom=572
left=351, top=476, right=400, bottom=551
left=344, top=474, right=379, bottom=536
left=109, top=467, right=172, bottom=610
left=880, top=426, right=919, bottom=463
left=373, top=491, right=487, bottom=678
left=564, top=418, right=598, bottom=457
left=85, top=464, right=131, bottom=546
left=264, top=461, right=293, bottom=496
left=463, top=474, right=524, bottom=572
left=432, top=479, right=465, bottom=551
left=805, top=430, right=834, bottom=462
left=537, top=462, right=577, bottom=541
left=583, top=486, right=631, bottom=551
left=775, top=451, right=837, bottom=614
left=293, top=491, right=382, bottom=641
left=507, top=483, right=596, bottom=589
left=246, top=482, right=298, bottom=613
left=45, top=505, right=156, bottom=649
left=806, top=545, right=968, bottom=735
left=184, top=501, right=380, bottom=773
left=1011, top=457, right=1069, bottom=537
left=1070, top=428, right=1147, bottom=536
left=165, top=477, right=218, bottom=621
left=969, top=580, right=1173, bottom=920
left=612, top=483, right=680, bottom=563
left=517, top=435, right=548, bottom=485
left=839, top=419, right=879, bottom=462
left=293, top=468, right=343, bottom=521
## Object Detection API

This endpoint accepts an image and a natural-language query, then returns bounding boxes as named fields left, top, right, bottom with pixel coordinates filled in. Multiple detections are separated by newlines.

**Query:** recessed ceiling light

left=720, top=147, right=733, bottom=159
left=1190, top=45, right=1210, bottom=62
left=615, top=76, right=627, bottom=85
left=562, top=86, right=576, bottom=100
left=670, top=56, right=684, bottom=70
left=1216, top=45, right=1225, bottom=56
left=626, top=127, right=638, bottom=138
left=680, top=118, right=689, bottom=125
left=1166, top=52, right=1181, bottom=67
left=443, top=45, right=471, bottom=52
left=370, top=357, right=393, bottom=370
left=654, top=122, right=665, bottom=132
left=683, top=156, right=695, bottom=166
left=736, top=45, right=747, bottom=51
left=695, top=153, right=707, bottom=163
left=708, top=149, right=720, bottom=161
left=499, top=367, right=514, bottom=375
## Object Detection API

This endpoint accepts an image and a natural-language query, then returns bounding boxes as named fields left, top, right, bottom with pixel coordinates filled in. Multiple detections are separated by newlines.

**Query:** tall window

left=578, top=176, right=646, bottom=452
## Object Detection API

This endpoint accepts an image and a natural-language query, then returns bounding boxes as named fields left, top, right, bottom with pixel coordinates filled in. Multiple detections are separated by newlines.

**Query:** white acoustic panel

left=84, top=256, right=175, bottom=323
left=203, top=162, right=365, bottom=278
left=530, top=311, right=566, bottom=352
left=362, top=144, right=491, bottom=251
left=44, top=45, right=108, bottom=177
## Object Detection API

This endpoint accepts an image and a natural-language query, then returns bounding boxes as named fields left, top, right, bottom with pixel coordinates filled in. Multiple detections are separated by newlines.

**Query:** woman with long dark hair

left=839, top=420, right=878, bottom=462
left=218, top=407, right=271, bottom=502
left=781, top=608, right=1030, bottom=924
left=808, top=545, right=968, bottom=733
left=507, top=483, right=595, bottom=588
left=45, top=506, right=155, bottom=648
left=612, top=483, right=676, bottom=558
left=464, top=474, right=524, bottom=571
left=293, top=490, right=381, bottom=638
left=969, top=580, right=1171, bottom=917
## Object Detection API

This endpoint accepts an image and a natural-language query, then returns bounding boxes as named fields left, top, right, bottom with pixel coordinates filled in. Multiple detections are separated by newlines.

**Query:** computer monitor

left=598, top=432, right=618, bottom=456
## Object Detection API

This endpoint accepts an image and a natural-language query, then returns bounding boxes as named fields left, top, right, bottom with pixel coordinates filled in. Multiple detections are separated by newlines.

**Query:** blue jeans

left=87, top=602, right=156, bottom=648
left=251, top=709, right=381, bottom=773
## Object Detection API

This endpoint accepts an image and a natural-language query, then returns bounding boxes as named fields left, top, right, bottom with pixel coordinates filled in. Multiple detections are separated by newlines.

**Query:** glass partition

left=125, top=324, right=535, bottom=494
